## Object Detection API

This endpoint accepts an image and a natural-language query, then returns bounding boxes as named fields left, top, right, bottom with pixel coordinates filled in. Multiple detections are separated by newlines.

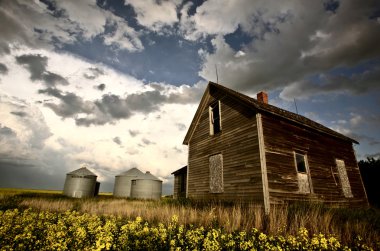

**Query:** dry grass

left=2, top=194, right=378, bottom=247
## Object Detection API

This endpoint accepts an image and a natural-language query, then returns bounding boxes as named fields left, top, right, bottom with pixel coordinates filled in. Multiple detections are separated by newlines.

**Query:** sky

left=0, top=0, right=379, bottom=194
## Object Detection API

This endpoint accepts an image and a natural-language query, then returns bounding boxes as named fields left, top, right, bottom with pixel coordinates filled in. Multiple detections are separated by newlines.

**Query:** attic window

left=209, top=101, right=221, bottom=135
left=336, top=159, right=353, bottom=198
left=209, top=153, right=223, bottom=193
left=294, top=152, right=312, bottom=193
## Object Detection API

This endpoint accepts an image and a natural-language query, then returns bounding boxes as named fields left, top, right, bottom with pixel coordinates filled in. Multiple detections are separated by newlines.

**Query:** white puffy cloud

left=125, top=0, right=181, bottom=32
left=0, top=0, right=144, bottom=53
left=103, top=18, right=144, bottom=52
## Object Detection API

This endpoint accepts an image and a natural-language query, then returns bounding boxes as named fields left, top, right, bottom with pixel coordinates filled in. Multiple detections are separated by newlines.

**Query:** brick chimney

left=257, top=91, right=268, bottom=104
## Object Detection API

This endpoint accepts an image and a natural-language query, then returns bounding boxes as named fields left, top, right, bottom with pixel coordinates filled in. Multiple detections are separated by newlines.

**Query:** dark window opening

left=295, top=153, right=306, bottom=173
left=210, top=102, right=221, bottom=134
left=180, top=174, right=186, bottom=193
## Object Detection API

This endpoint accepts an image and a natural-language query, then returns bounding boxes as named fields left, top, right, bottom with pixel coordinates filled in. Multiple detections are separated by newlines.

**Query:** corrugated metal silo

left=63, top=167, right=97, bottom=198
left=113, top=168, right=144, bottom=197
left=130, top=171, right=162, bottom=200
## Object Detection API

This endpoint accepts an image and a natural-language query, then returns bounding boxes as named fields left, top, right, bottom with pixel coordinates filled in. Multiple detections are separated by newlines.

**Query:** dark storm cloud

left=38, top=83, right=204, bottom=126
left=199, top=1, right=380, bottom=99
left=39, top=88, right=93, bottom=118
left=10, top=111, right=28, bottom=117
left=96, top=83, right=106, bottom=91
left=0, top=154, right=71, bottom=190
left=16, top=54, right=47, bottom=80
left=16, top=54, right=69, bottom=86
left=96, top=94, right=131, bottom=119
left=0, top=63, right=8, bottom=74
left=113, top=136, right=122, bottom=145
left=280, top=65, right=380, bottom=100
left=43, top=72, right=69, bottom=86
left=125, top=90, right=166, bottom=113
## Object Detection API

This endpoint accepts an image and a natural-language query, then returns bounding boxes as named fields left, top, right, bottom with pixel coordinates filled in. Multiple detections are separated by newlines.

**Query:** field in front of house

left=0, top=189, right=379, bottom=250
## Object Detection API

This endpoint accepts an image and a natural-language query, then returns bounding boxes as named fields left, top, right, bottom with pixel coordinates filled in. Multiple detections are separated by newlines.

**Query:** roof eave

left=183, top=84, right=211, bottom=145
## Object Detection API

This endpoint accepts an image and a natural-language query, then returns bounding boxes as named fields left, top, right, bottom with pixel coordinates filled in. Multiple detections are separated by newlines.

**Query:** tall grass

left=1, top=193, right=378, bottom=248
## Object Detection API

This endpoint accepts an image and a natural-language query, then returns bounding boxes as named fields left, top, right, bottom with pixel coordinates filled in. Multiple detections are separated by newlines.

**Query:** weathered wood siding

left=187, top=88, right=263, bottom=203
left=173, top=172, right=187, bottom=199
left=261, top=113, right=368, bottom=207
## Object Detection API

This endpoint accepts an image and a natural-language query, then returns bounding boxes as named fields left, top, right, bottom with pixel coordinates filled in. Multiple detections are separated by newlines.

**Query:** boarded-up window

left=336, top=159, right=353, bottom=198
left=209, top=154, right=223, bottom=193
left=209, top=101, right=221, bottom=135
left=294, top=153, right=311, bottom=193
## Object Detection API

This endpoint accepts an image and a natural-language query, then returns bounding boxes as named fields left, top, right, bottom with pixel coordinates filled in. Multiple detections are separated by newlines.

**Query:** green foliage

left=358, top=157, right=380, bottom=208
left=0, top=208, right=378, bottom=251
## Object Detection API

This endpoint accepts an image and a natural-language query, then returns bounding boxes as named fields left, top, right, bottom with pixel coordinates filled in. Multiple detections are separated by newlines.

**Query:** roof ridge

left=207, top=81, right=357, bottom=144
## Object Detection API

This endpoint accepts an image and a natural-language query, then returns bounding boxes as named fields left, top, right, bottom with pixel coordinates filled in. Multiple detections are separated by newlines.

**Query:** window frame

left=293, top=151, right=313, bottom=194
left=209, top=101, right=222, bottom=135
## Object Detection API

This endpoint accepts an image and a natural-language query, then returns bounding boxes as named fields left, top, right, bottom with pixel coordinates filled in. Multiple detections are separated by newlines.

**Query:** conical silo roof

left=67, top=167, right=97, bottom=176
left=116, top=167, right=143, bottom=177
left=134, top=171, right=162, bottom=181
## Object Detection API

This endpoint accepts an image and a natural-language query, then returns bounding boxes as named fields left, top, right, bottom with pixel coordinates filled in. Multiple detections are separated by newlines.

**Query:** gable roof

left=183, top=81, right=358, bottom=145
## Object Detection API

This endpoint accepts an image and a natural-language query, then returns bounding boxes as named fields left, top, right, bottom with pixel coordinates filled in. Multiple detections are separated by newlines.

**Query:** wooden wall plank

left=187, top=89, right=263, bottom=203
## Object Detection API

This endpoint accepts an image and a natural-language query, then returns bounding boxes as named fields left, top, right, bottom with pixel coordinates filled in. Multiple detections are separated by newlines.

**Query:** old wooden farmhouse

left=172, top=81, right=368, bottom=213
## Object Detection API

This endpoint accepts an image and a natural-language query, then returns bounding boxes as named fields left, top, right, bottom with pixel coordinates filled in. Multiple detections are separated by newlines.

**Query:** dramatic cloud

left=0, top=0, right=144, bottom=53
left=16, top=54, right=69, bottom=86
left=0, top=94, right=78, bottom=190
left=196, top=1, right=380, bottom=98
left=0, top=63, right=8, bottom=74
left=280, top=65, right=380, bottom=100
left=96, top=83, right=106, bottom=91
left=38, top=88, right=94, bottom=118
left=180, top=0, right=262, bottom=40
left=0, top=0, right=379, bottom=193
left=125, top=0, right=180, bottom=32
left=103, top=17, right=144, bottom=52
left=38, top=82, right=204, bottom=126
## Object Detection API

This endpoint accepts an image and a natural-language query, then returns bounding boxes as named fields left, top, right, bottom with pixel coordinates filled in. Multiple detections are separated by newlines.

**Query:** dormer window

left=209, top=101, right=221, bottom=135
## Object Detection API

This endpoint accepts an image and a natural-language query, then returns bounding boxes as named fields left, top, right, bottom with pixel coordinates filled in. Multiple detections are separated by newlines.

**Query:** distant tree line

left=358, top=157, right=380, bottom=208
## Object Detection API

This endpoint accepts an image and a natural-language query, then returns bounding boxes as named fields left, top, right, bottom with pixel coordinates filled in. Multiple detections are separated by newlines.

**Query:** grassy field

left=0, top=188, right=379, bottom=250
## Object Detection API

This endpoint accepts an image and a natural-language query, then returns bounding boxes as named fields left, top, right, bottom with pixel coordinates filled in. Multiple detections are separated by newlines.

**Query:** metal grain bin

left=63, top=167, right=97, bottom=198
left=130, top=171, right=162, bottom=200
left=113, top=168, right=144, bottom=197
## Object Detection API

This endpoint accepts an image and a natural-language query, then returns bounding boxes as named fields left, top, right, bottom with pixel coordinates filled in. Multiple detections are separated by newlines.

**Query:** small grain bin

left=63, top=167, right=97, bottom=198
left=130, top=171, right=162, bottom=200
left=113, top=168, right=144, bottom=197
